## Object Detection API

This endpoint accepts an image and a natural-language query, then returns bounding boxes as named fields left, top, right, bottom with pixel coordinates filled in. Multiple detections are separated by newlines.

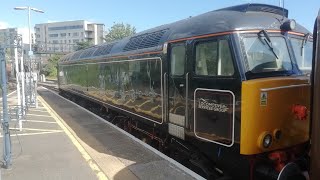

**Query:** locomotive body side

left=57, top=4, right=313, bottom=180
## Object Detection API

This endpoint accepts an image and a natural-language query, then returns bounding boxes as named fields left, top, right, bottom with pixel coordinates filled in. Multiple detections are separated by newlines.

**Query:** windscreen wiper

left=301, top=33, right=310, bottom=56
left=258, top=30, right=279, bottom=59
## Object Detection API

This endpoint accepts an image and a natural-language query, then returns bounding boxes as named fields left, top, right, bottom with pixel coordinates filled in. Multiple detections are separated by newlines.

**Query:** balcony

left=85, top=32, right=94, bottom=39
left=86, top=25, right=94, bottom=32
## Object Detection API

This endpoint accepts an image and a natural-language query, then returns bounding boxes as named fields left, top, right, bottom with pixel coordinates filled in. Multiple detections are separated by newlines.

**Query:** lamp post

left=14, top=6, right=44, bottom=108
left=14, top=7, right=44, bottom=55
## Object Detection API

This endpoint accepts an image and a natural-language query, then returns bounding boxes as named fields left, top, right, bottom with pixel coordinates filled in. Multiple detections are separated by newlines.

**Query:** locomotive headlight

left=263, top=134, right=272, bottom=148
left=281, top=19, right=296, bottom=31
left=258, top=132, right=273, bottom=149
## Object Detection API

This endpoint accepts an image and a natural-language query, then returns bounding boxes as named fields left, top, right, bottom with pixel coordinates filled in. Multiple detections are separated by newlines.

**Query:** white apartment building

left=34, top=20, right=104, bottom=52
left=0, top=28, right=18, bottom=47
left=0, top=28, right=32, bottom=78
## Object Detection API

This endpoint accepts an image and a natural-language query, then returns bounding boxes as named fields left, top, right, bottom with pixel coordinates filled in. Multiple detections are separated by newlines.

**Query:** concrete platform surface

left=37, top=87, right=203, bottom=180
left=0, top=91, right=100, bottom=180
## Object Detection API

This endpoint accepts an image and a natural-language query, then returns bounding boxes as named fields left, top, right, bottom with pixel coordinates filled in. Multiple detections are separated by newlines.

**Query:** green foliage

left=42, top=63, right=57, bottom=77
left=75, top=40, right=92, bottom=50
left=41, top=54, right=61, bottom=77
left=5, top=48, right=12, bottom=61
left=104, top=23, right=136, bottom=42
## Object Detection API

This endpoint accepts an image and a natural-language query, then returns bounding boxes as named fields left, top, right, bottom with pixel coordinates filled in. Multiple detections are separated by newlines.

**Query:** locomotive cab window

left=242, top=36, right=293, bottom=74
left=170, top=45, right=185, bottom=75
left=195, top=39, right=234, bottom=76
left=290, top=38, right=313, bottom=73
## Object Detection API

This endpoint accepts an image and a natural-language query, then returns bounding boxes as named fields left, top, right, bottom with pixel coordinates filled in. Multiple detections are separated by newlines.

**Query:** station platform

left=1, top=90, right=99, bottom=180
left=0, top=86, right=203, bottom=180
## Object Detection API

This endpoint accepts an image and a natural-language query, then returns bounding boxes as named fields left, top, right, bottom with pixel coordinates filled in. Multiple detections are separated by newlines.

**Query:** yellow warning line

left=38, top=96, right=108, bottom=180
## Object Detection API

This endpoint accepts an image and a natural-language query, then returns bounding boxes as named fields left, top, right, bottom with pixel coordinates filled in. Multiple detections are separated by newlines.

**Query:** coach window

left=170, top=45, right=185, bottom=75
left=195, top=39, right=234, bottom=76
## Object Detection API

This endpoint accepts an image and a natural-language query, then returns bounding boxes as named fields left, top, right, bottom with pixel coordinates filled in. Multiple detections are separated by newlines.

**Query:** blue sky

left=1, top=0, right=319, bottom=43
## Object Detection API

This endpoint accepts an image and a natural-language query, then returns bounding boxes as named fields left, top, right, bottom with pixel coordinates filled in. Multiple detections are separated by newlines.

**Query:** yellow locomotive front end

left=241, top=77, right=310, bottom=155
left=238, top=28, right=312, bottom=178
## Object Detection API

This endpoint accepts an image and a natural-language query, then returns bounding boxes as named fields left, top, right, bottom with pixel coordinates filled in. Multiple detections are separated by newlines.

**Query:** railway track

left=39, top=83, right=59, bottom=92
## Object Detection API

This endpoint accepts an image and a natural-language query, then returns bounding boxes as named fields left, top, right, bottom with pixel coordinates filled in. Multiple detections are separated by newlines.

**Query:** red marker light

left=268, top=151, right=287, bottom=172
left=292, top=104, right=308, bottom=121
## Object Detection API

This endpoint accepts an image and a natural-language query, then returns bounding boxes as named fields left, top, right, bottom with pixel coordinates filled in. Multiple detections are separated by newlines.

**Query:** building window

left=81, top=32, right=84, bottom=37
left=49, top=34, right=59, bottom=38
left=36, top=34, right=40, bottom=38
left=64, top=40, right=67, bottom=43
left=69, top=40, right=71, bottom=43
left=52, top=40, right=59, bottom=44
left=73, top=32, right=79, bottom=37
left=60, top=33, right=67, bottom=37
left=73, top=39, right=80, bottom=43
left=35, top=28, right=40, bottom=31
left=48, top=25, right=84, bottom=31
left=68, top=33, right=71, bottom=36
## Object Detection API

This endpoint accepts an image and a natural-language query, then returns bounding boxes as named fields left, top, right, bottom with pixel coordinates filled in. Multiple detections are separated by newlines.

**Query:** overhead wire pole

left=14, top=6, right=44, bottom=109
left=28, top=6, right=33, bottom=108
left=20, top=38, right=26, bottom=115
left=14, top=34, right=25, bottom=131
left=0, top=32, right=24, bottom=169
left=0, top=47, right=11, bottom=169
left=279, top=0, right=285, bottom=9
left=14, top=42, right=21, bottom=114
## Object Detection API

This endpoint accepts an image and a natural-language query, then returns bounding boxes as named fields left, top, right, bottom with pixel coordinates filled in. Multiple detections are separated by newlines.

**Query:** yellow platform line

left=38, top=96, right=108, bottom=180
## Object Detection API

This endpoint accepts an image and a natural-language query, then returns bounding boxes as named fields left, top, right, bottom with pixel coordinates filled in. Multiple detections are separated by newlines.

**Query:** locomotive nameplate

left=193, top=88, right=235, bottom=147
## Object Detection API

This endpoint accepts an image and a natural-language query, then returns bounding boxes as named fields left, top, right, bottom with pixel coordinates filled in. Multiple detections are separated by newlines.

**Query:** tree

left=104, top=23, right=136, bottom=42
left=75, top=40, right=92, bottom=50
left=41, top=54, right=61, bottom=78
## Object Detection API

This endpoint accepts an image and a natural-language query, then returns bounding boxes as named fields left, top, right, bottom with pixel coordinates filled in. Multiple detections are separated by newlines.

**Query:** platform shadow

left=38, top=89, right=171, bottom=180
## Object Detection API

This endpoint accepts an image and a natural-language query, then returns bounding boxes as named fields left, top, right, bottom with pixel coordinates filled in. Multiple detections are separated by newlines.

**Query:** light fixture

left=258, top=132, right=273, bottom=149
left=281, top=19, right=296, bottom=31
